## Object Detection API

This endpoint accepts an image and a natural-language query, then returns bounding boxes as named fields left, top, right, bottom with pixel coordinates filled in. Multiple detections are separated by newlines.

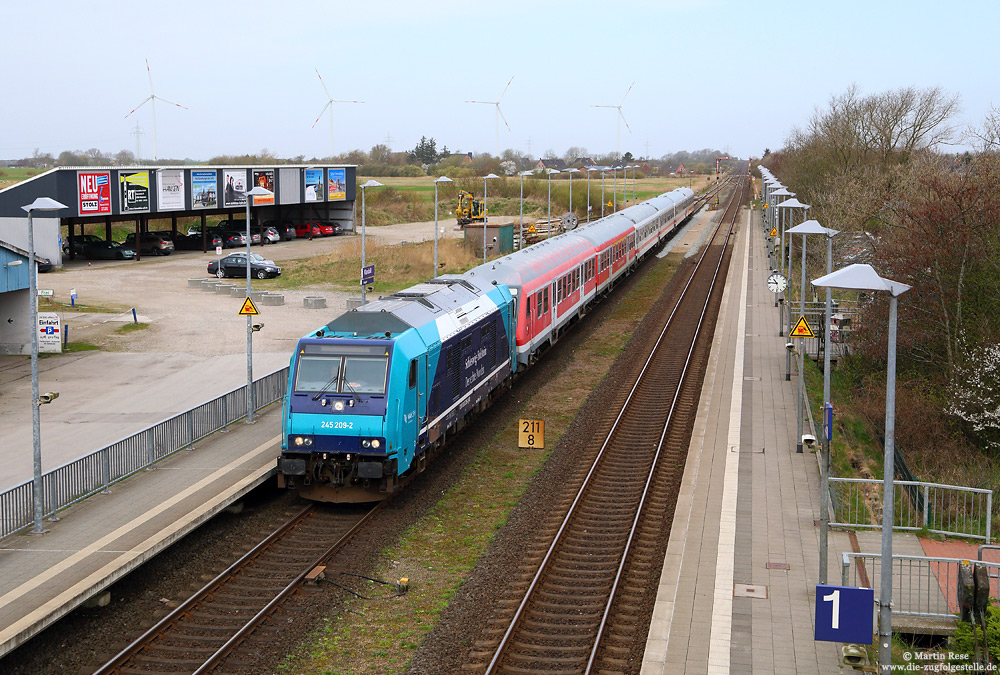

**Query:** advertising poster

left=251, top=169, right=275, bottom=205
left=223, top=170, right=247, bottom=207
left=192, top=170, right=217, bottom=209
left=304, top=168, right=323, bottom=202
left=157, top=169, right=185, bottom=210
left=78, top=171, right=111, bottom=215
left=327, top=168, right=346, bottom=201
left=119, top=171, right=150, bottom=212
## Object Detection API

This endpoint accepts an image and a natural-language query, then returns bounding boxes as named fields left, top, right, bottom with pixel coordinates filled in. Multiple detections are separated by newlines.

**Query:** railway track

left=464, top=170, right=749, bottom=674
left=92, top=502, right=380, bottom=675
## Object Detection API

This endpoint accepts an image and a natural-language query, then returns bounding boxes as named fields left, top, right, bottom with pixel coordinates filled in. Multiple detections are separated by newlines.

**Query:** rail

left=829, top=477, right=992, bottom=542
left=841, top=553, right=1000, bottom=619
left=0, top=367, right=289, bottom=542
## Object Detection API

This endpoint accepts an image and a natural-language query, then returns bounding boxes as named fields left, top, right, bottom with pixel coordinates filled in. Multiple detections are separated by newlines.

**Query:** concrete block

left=215, top=284, right=235, bottom=295
left=201, top=281, right=221, bottom=291
left=304, top=296, right=327, bottom=309
left=84, top=590, right=111, bottom=608
left=230, top=285, right=245, bottom=297
left=187, top=278, right=206, bottom=287
left=346, top=298, right=362, bottom=310
left=261, top=293, right=284, bottom=306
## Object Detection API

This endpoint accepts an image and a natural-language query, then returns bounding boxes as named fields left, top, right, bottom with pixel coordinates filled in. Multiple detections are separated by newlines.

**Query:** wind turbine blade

left=620, top=81, right=635, bottom=105
left=465, top=100, right=495, bottom=105
left=124, top=96, right=153, bottom=119
left=497, top=75, right=514, bottom=103
left=315, top=68, right=332, bottom=100
left=155, top=95, right=188, bottom=110
left=146, top=58, right=155, bottom=95
left=311, top=101, right=332, bottom=128
left=497, top=104, right=511, bottom=133
left=332, top=99, right=364, bottom=104
left=619, top=108, right=632, bottom=134
left=591, top=104, right=616, bottom=109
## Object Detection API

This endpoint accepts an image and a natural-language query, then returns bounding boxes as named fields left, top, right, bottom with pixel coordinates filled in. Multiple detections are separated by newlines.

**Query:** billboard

left=78, top=171, right=111, bottom=215
left=223, top=170, right=247, bottom=207
left=304, top=168, right=323, bottom=202
left=192, top=170, right=217, bottom=209
left=157, top=169, right=185, bottom=211
left=119, top=171, right=150, bottom=212
left=252, top=169, right=275, bottom=205
left=327, top=168, right=346, bottom=201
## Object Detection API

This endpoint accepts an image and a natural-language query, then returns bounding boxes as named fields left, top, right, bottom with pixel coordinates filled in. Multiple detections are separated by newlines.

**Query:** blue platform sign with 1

left=814, top=584, right=874, bottom=644
left=361, top=264, right=375, bottom=286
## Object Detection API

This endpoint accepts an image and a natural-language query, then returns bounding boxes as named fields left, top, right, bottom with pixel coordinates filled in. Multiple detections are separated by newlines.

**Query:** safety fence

left=830, top=477, right=993, bottom=543
left=841, top=553, right=1000, bottom=619
left=0, top=367, right=289, bottom=542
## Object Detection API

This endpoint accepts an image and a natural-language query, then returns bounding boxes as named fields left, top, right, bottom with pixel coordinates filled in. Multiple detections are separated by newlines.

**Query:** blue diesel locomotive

left=277, top=186, right=698, bottom=502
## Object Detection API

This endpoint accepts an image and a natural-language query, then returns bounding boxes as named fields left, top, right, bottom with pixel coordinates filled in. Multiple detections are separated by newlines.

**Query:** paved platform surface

left=0, top=404, right=281, bottom=660
left=641, top=206, right=888, bottom=673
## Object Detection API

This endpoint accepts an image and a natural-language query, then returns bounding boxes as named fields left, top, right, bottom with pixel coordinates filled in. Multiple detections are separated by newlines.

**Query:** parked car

left=37, top=257, right=54, bottom=273
left=264, top=219, right=296, bottom=241
left=295, top=222, right=322, bottom=238
left=316, top=221, right=341, bottom=236
left=249, top=231, right=262, bottom=246
left=62, top=234, right=105, bottom=256
left=213, top=230, right=247, bottom=248
left=123, top=232, right=174, bottom=256
left=262, top=226, right=281, bottom=244
left=174, top=232, right=224, bottom=250
left=81, top=241, right=136, bottom=260
left=215, top=219, right=247, bottom=231
left=207, top=252, right=281, bottom=279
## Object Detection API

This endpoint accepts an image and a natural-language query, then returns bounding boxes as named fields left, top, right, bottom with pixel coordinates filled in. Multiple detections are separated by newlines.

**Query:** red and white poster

left=78, top=171, right=111, bottom=215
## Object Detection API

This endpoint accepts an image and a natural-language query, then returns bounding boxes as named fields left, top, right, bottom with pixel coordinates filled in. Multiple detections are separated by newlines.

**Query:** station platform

left=0, top=405, right=281, bottom=660
left=641, top=206, right=861, bottom=673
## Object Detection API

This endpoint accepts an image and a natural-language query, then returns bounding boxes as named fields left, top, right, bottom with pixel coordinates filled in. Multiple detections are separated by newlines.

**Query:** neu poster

left=78, top=171, right=111, bottom=215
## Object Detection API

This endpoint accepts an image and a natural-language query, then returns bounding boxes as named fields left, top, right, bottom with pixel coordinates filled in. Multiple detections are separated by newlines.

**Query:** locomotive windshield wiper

left=312, top=373, right=340, bottom=401
left=342, top=379, right=364, bottom=405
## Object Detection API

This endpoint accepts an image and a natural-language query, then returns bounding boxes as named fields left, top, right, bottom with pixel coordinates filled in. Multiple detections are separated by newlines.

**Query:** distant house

left=662, top=163, right=687, bottom=176
left=574, top=157, right=597, bottom=168
left=535, top=158, right=567, bottom=171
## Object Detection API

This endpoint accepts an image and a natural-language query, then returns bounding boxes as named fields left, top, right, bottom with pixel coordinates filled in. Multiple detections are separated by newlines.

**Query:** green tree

left=408, top=136, right=439, bottom=165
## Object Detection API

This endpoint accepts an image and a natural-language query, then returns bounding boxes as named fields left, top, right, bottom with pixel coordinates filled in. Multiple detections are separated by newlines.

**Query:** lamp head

left=435, top=176, right=453, bottom=183
left=22, top=197, right=68, bottom=213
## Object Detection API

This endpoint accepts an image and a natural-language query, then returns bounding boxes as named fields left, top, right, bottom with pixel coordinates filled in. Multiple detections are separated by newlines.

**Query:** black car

left=210, top=230, right=246, bottom=248
left=207, top=253, right=281, bottom=279
left=174, top=232, right=224, bottom=250
left=62, top=234, right=105, bottom=256
left=81, top=241, right=136, bottom=260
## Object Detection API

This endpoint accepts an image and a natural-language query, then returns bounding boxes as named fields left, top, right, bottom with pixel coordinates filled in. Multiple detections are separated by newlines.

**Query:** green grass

left=115, top=322, right=149, bottom=334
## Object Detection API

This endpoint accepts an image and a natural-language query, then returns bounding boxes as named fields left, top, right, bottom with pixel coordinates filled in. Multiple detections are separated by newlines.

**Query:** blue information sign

left=814, top=584, right=874, bottom=644
left=825, top=403, right=834, bottom=441
left=361, top=264, right=375, bottom=286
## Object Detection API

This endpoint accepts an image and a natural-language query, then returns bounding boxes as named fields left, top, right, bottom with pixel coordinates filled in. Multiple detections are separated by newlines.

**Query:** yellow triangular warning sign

left=239, top=296, right=260, bottom=316
left=791, top=315, right=815, bottom=338
left=769, top=227, right=777, bottom=237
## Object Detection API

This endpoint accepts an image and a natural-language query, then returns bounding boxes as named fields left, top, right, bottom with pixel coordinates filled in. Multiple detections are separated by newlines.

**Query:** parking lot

left=0, top=216, right=464, bottom=490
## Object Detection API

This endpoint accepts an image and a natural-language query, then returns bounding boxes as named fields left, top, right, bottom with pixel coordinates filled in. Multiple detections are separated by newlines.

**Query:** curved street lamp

left=518, top=170, right=533, bottom=249
left=21, top=197, right=67, bottom=534
left=360, top=179, right=383, bottom=304
left=244, top=185, right=273, bottom=424
left=564, top=168, right=580, bottom=223
left=585, top=166, right=599, bottom=223
left=433, top=176, right=453, bottom=277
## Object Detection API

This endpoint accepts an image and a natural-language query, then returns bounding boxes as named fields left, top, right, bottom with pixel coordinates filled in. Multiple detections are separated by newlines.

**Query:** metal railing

left=0, top=367, right=289, bottom=542
left=842, top=553, right=1000, bottom=619
left=830, top=477, right=993, bottom=542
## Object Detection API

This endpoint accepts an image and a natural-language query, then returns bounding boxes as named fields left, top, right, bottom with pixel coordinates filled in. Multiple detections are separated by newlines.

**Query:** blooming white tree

left=946, top=337, right=1000, bottom=451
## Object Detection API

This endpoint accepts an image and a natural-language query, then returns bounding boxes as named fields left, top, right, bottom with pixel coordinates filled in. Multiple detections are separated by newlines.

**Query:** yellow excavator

left=455, top=190, right=486, bottom=225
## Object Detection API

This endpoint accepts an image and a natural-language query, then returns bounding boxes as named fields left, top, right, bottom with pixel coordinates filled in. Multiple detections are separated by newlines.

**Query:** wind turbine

left=312, top=68, right=364, bottom=160
left=124, top=59, right=188, bottom=162
left=591, top=81, right=635, bottom=160
left=465, top=76, right=514, bottom=157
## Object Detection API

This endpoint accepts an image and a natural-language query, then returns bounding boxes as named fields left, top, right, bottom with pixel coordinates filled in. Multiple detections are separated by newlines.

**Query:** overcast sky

left=1, top=0, right=996, bottom=162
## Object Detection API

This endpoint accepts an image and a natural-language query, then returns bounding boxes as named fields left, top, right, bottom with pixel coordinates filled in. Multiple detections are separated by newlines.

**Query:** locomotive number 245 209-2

left=321, top=421, right=353, bottom=429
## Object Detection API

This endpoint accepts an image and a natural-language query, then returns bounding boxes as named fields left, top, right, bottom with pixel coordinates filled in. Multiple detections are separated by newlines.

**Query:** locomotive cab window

left=294, top=344, right=390, bottom=395
left=408, top=359, right=417, bottom=389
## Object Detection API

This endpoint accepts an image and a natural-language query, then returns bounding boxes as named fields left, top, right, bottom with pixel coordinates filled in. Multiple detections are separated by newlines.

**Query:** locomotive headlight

left=334, top=400, right=345, bottom=411
left=362, top=439, right=371, bottom=448
left=371, top=439, right=381, bottom=449
left=293, top=436, right=314, bottom=447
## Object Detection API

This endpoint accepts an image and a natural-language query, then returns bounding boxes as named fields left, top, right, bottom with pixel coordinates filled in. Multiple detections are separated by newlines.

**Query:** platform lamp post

left=813, top=264, right=909, bottom=674
left=585, top=166, right=599, bottom=223
left=518, top=170, right=532, bottom=249
left=612, top=166, right=618, bottom=212
left=630, top=165, right=638, bottom=205
left=776, top=197, right=810, bottom=312
left=359, top=180, right=383, bottom=306
left=243, top=185, right=273, bottom=425
left=433, top=176, right=452, bottom=277
left=600, top=167, right=608, bottom=218
left=483, top=173, right=499, bottom=260
left=22, top=197, right=67, bottom=534
left=564, top=168, right=579, bottom=224
left=545, top=169, right=560, bottom=238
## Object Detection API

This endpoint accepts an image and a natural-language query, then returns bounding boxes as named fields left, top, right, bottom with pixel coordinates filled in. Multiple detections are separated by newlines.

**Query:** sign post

left=518, top=419, right=544, bottom=449
left=37, top=312, right=62, bottom=354
left=361, top=264, right=375, bottom=288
